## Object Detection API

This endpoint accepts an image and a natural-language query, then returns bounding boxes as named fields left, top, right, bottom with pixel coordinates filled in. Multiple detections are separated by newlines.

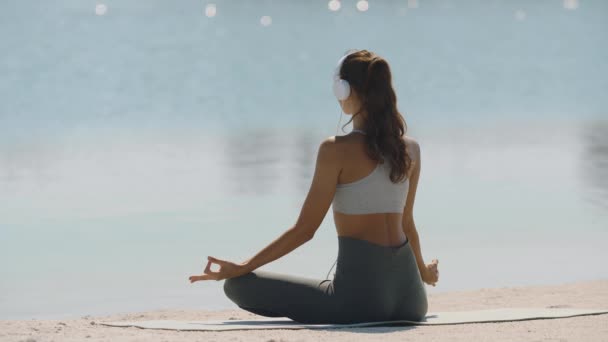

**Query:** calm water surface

left=0, top=0, right=607, bottom=319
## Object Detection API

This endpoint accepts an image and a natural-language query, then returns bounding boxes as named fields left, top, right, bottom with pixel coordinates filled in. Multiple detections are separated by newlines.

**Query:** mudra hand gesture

left=421, top=259, right=439, bottom=287
left=189, top=256, right=249, bottom=283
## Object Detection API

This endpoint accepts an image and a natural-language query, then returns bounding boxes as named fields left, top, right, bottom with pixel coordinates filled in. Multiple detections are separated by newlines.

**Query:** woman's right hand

left=421, top=259, right=439, bottom=286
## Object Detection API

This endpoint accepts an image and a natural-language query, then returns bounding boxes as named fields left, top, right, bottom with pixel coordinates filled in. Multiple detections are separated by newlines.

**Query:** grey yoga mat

left=99, top=307, right=608, bottom=331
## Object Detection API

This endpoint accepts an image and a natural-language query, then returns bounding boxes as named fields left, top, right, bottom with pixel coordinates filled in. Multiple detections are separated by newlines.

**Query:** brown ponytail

left=338, top=50, right=411, bottom=183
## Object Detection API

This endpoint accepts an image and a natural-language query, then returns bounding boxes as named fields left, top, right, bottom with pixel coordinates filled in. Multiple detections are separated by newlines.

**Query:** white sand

left=2, top=279, right=607, bottom=342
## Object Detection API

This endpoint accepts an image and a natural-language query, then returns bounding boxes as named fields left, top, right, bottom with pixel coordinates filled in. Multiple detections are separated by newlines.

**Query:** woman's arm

left=402, top=138, right=427, bottom=272
left=403, top=218, right=426, bottom=272
left=189, top=137, right=339, bottom=282
left=240, top=137, right=341, bottom=273
left=240, top=225, right=312, bottom=272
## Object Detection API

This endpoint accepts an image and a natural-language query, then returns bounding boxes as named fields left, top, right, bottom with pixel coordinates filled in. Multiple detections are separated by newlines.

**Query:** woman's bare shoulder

left=403, top=135, right=421, bottom=157
left=402, top=135, right=421, bottom=180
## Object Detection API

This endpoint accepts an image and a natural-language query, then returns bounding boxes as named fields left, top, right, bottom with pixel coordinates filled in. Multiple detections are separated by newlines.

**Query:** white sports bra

left=331, top=129, right=410, bottom=215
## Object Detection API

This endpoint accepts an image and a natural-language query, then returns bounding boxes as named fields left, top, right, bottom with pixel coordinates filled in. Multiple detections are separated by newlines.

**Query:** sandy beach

left=2, top=279, right=607, bottom=342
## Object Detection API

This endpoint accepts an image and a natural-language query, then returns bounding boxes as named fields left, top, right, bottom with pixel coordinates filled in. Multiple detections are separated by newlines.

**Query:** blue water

left=0, top=0, right=607, bottom=320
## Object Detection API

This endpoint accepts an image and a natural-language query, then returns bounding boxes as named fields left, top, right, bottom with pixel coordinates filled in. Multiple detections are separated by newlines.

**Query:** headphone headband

left=333, top=54, right=349, bottom=79
left=333, top=51, right=357, bottom=101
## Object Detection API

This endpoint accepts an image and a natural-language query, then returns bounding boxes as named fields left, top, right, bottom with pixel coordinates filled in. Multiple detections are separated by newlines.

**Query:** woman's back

left=333, top=130, right=417, bottom=247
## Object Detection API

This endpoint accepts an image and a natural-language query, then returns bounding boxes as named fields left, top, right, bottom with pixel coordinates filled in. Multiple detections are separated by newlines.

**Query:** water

left=0, top=0, right=607, bottom=320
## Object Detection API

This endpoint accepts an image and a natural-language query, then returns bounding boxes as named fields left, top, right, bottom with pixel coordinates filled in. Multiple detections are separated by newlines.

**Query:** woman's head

left=335, top=49, right=412, bottom=183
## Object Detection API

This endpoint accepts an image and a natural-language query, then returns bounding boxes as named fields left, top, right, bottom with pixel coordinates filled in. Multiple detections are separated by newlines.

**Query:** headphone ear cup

left=333, top=78, right=351, bottom=101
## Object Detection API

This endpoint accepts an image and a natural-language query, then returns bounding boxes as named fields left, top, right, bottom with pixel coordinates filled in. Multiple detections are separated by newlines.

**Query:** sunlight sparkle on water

left=563, top=0, right=579, bottom=10
left=95, top=4, right=107, bottom=16
left=328, top=0, right=341, bottom=12
left=205, top=4, right=217, bottom=18
left=260, top=15, right=272, bottom=26
left=356, top=0, right=369, bottom=12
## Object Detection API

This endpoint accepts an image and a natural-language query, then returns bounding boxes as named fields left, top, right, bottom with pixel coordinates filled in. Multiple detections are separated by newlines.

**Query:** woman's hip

left=335, top=235, right=418, bottom=278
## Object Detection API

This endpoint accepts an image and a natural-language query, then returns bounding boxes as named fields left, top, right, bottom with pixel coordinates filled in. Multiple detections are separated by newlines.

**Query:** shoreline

left=2, top=279, right=607, bottom=342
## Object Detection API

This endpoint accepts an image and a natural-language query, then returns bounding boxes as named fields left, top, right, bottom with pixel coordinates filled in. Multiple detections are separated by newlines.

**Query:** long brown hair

left=338, top=49, right=412, bottom=183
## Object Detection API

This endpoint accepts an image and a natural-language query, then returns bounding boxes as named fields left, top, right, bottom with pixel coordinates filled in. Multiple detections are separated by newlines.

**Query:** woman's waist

left=336, top=228, right=408, bottom=248
left=336, top=235, right=412, bottom=269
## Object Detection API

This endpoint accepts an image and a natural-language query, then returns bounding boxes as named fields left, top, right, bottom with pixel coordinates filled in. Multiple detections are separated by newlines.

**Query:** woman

left=189, top=49, right=439, bottom=324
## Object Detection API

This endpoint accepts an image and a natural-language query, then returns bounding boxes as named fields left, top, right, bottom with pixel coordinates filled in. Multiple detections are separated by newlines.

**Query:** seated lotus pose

left=189, top=49, right=440, bottom=324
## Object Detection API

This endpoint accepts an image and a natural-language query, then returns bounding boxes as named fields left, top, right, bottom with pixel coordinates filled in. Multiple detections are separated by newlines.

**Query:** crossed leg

left=223, top=270, right=346, bottom=324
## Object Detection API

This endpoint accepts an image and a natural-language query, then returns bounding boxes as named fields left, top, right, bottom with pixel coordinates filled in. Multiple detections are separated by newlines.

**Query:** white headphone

left=332, top=52, right=354, bottom=101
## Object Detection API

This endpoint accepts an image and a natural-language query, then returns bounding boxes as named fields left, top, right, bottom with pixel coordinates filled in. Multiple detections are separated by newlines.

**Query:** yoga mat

left=99, top=307, right=608, bottom=331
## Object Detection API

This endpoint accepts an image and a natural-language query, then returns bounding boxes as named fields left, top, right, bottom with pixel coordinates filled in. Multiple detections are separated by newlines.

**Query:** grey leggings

left=223, top=236, right=428, bottom=324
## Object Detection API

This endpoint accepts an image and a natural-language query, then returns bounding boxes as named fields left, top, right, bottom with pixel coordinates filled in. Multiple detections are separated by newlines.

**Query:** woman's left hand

left=189, top=256, right=250, bottom=283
